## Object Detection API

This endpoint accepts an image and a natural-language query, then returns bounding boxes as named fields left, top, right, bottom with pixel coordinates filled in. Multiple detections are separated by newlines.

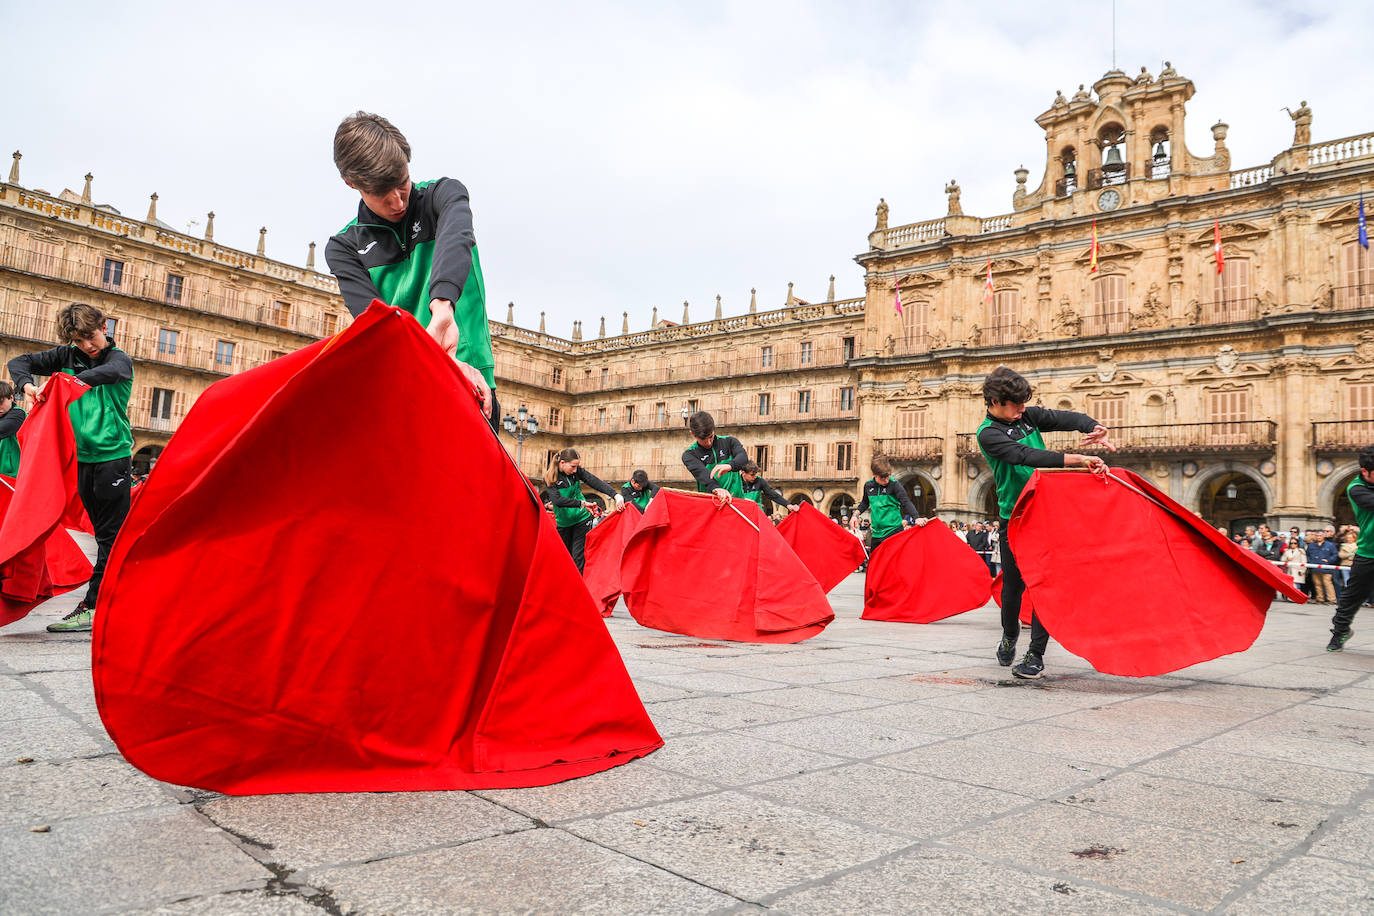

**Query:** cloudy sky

left=5, top=1, right=1367, bottom=337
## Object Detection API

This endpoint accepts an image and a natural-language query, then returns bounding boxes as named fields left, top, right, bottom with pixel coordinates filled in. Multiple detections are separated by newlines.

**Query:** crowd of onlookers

left=1228, top=523, right=1360, bottom=604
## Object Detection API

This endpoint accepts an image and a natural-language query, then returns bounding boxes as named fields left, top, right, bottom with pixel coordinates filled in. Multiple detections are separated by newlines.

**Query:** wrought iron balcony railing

left=1312, top=420, right=1374, bottom=454
left=873, top=437, right=945, bottom=462
left=958, top=421, right=1277, bottom=458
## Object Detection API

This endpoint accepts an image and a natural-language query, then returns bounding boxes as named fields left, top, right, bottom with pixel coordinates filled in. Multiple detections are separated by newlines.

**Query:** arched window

left=1094, top=124, right=1127, bottom=187
left=1058, top=146, right=1078, bottom=196
left=1090, top=274, right=1127, bottom=335
left=1148, top=127, right=1171, bottom=179
left=1212, top=259, right=1251, bottom=322
left=990, top=290, right=1019, bottom=345
left=1339, top=240, right=1373, bottom=310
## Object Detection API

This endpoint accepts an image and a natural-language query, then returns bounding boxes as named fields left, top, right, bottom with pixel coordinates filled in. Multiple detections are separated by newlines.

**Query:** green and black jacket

left=0, top=406, right=24, bottom=476
left=742, top=475, right=788, bottom=512
left=325, top=178, right=494, bottom=388
left=620, top=480, right=661, bottom=512
left=547, top=467, right=618, bottom=529
left=682, top=434, right=747, bottom=497
left=8, top=343, right=133, bottom=464
left=1346, top=476, right=1374, bottom=559
left=976, top=405, right=1098, bottom=520
left=857, top=478, right=917, bottom=539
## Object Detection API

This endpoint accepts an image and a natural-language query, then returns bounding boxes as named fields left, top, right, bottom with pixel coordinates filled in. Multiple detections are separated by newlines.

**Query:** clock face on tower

left=1097, top=188, right=1122, bottom=211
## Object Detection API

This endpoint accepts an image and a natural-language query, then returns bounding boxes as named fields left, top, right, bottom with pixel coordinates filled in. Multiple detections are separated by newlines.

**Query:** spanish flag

left=1214, top=218, right=1225, bottom=274
left=1089, top=219, right=1099, bottom=273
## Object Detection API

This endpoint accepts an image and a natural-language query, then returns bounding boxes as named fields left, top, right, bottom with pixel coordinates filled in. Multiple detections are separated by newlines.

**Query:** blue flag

left=1360, top=193, right=1369, bottom=250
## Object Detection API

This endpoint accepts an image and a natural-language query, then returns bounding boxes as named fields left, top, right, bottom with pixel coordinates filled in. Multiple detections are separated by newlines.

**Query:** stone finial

left=682, top=300, right=690, bottom=324
left=147, top=192, right=159, bottom=223
left=257, top=227, right=267, bottom=256
left=572, top=320, right=583, bottom=341
left=715, top=294, right=722, bottom=319
left=506, top=301, right=514, bottom=324
left=651, top=306, right=658, bottom=326
left=598, top=316, right=606, bottom=338
left=306, top=241, right=316, bottom=270
left=205, top=211, right=215, bottom=241
left=8, top=151, right=20, bottom=185
left=786, top=281, right=795, bottom=305
left=749, top=288, right=757, bottom=313
left=81, top=173, right=93, bottom=205
left=622, top=311, right=629, bottom=334
left=826, top=275, right=835, bottom=301
left=539, top=311, right=546, bottom=333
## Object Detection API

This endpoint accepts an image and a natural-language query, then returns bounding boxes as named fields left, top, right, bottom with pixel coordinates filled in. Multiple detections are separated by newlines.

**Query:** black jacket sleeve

left=76, top=348, right=133, bottom=388
left=724, top=436, right=748, bottom=470
left=1350, top=482, right=1374, bottom=513
left=977, top=426, right=1067, bottom=469
left=893, top=482, right=919, bottom=518
left=325, top=235, right=383, bottom=318
left=8, top=346, right=70, bottom=391
left=759, top=477, right=789, bottom=507
left=855, top=486, right=870, bottom=514
left=427, top=178, right=477, bottom=306
left=0, top=408, right=25, bottom=439
left=1023, top=405, right=1099, bottom=434
left=682, top=447, right=714, bottom=490
left=575, top=467, right=618, bottom=499
left=647, top=481, right=661, bottom=499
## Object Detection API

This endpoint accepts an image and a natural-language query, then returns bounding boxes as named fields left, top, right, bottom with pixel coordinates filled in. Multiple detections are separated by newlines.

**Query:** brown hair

left=0, top=381, right=12, bottom=402
left=983, top=365, right=1032, bottom=406
left=55, top=302, right=107, bottom=342
left=544, top=447, right=580, bottom=486
left=688, top=411, right=715, bottom=439
left=742, top=461, right=760, bottom=474
left=333, top=112, right=412, bottom=193
left=871, top=455, right=893, bottom=477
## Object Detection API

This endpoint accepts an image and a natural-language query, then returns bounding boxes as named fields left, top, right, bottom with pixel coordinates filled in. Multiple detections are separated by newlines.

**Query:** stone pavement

left=2, top=558, right=1373, bottom=914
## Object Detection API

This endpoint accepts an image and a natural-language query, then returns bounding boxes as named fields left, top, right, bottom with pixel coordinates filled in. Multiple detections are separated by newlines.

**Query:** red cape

left=1010, top=468, right=1306, bottom=677
left=583, top=506, right=642, bottom=616
left=92, top=302, right=662, bottom=794
left=0, top=375, right=94, bottom=626
left=620, top=489, right=833, bottom=643
left=861, top=521, right=993, bottom=623
left=990, top=572, right=1034, bottom=625
left=775, top=501, right=867, bottom=593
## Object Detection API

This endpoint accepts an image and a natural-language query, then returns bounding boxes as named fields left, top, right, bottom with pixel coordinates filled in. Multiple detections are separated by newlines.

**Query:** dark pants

left=1332, top=555, right=1374, bottom=632
left=999, top=521, right=1050, bottom=657
left=869, top=530, right=898, bottom=560
left=558, top=519, right=592, bottom=573
left=78, top=456, right=131, bottom=608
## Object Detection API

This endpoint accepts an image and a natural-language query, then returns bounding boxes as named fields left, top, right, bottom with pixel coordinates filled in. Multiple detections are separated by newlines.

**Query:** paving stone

left=646, top=711, right=714, bottom=738
left=124, top=889, right=326, bottom=915
left=737, top=712, right=941, bottom=759
left=0, top=756, right=171, bottom=828
left=313, top=826, right=736, bottom=914
left=1042, top=697, right=1260, bottom=742
left=0, top=690, right=60, bottom=722
left=1143, top=680, right=1319, bottom=711
left=646, top=731, right=845, bottom=786
left=820, top=675, right=987, bottom=701
left=750, top=762, right=1027, bottom=838
left=629, top=680, right=700, bottom=704
left=876, top=737, right=1111, bottom=798
left=970, top=722, right=1172, bottom=768
left=1221, top=663, right=1366, bottom=691
left=1309, top=798, right=1374, bottom=868
left=649, top=695, right=810, bottom=729
left=1197, top=727, right=1374, bottom=774
left=477, top=760, right=717, bottom=823
left=565, top=790, right=911, bottom=900
left=200, top=790, right=534, bottom=870
left=754, top=660, right=909, bottom=684
left=0, top=807, right=269, bottom=914
left=0, top=714, right=107, bottom=763
left=848, top=701, right=1018, bottom=737
left=772, top=845, right=1180, bottom=915
left=1136, top=746, right=1369, bottom=806
left=0, top=642, right=94, bottom=673
left=645, top=671, right=787, bottom=694
left=947, top=802, right=1277, bottom=910
left=1228, top=854, right=1374, bottom=914
left=742, top=684, right=889, bottom=714
left=915, top=683, right=1109, bottom=720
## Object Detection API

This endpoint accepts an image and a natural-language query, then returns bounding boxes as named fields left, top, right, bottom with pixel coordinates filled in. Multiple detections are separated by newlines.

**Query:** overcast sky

left=6, top=1, right=1368, bottom=337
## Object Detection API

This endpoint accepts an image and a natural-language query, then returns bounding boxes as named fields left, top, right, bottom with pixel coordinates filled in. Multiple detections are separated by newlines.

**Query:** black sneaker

left=996, top=637, right=1016, bottom=667
left=1326, top=628, right=1353, bottom=652
left=1012, top=652, right=1045, bottom=679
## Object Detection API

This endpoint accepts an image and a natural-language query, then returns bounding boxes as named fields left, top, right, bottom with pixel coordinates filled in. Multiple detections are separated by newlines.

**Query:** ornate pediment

left=989, top=257, right=1033, bottom=275
left=1074, top=240, right=1142, bottom=265
left=1186, top=362, right=1269, bottom=381
left=1317, top=202, right=1366, bottom=226
left=1070, top=371, right=1148, bottom=388
left=886, top=372, right=938, bottom=401
left=898, top=271, right=944, bottom=287
left=1190, top=221, right=1268, bottom=245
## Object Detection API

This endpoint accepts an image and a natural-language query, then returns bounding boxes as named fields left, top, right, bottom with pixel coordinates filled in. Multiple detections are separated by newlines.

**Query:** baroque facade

left=2, top=64, right=1370, bottom=532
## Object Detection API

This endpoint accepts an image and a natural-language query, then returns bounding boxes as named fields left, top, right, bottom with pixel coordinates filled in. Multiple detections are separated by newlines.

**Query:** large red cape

left=92, top=302, right=662, bottom=794
left=775, top=501, right=866, bottom=593
left=620, top=489, right=833, bottom=643
left=0, top=374, right=94, bottom=626
left=991, top=572, right=1034, bottom=625
left=861, top=521, right=993, bottom=623
left=1009, top=468, right=1306, bottom=677
left=583, top=506, right=642, bottom=616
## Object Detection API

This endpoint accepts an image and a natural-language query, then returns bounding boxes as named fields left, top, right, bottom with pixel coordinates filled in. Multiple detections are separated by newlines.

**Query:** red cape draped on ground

left=583, top=506, right=642, bottom=616
left=861, top=521, right=993, bottom=623
left=1010, top=468, right=1306, bottom=677
left=92, top=302, right=662, bottom=794
left=620, top=489, right=833, bottom=643
left=776, top=501, right=867, bottom=593
left=0, top=375, right=94, bottom=626
left=990, top=572, right=1034, bottom=625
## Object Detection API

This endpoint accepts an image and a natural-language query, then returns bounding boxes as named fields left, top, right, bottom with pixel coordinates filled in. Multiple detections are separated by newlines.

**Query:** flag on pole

left=984, top=257, right=994, bottom=303
left=1089, top=220, right=1099, bottom=273
left=893, top=278, right=904, bottom=317
left=1360, top=194, right=1369, bottom=250
left=1214, top=218, right=1225, bottom=274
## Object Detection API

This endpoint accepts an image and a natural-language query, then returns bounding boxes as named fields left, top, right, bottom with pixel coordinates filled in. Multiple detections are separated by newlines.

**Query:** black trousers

left=1332, top=555, right=1374, bottom=632
left=868, top=531, right=894, bottom=559
left=558, top=519, right=593, bottom=573
left=78, top=456, right=131, bottom=608
left=999, top=521, right=1050, bottom=657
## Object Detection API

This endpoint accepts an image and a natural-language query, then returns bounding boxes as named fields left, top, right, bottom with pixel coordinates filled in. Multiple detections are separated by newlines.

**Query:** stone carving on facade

left=1215, top=345, right=1240, bottom=375
left=883, top=334, right=896, bottom=355
left=1018, top=318, right=1040, bottom=341
left=967, top=323, right=982, bottom=346
left=1314, top=282, right=1332, bottom=308
left=1130, top=283, right=1167, bottom=329
left=1072, top=84, right=1091, bottom=102
left=1271, top=355, right=1321, bottom=374
left=944, top=180, right=962, bottom=216
left=941, top=382, right=978, bottom=399
left=1285, top=101, right=1312, bottom=147
left=1134, top=66, right=1153, bottom=85
left=928, top=330, right=948, bottom=350
left=1186, top=298, right=1202, bottom=326
left=1052, top=297, right=1082, bottom=337
left=1159, top=60, right=1178, bottom=79
left=1355, top=331, right=1374, bottom=362
left=1257, top=289, right=1282, bottom=315
left=1096, top=360, right=1117, bottom=384
left=875, top=198, right=888, bottom=231
left=1053, top=89, right=1067, bottom=108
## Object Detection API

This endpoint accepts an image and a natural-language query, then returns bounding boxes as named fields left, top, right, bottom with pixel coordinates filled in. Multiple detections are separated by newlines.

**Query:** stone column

left=1270, top=352, right=1325, bottom=529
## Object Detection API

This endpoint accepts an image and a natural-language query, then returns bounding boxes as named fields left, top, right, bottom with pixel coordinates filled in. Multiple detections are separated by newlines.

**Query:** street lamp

left=502, top=403, right=540, bottom=472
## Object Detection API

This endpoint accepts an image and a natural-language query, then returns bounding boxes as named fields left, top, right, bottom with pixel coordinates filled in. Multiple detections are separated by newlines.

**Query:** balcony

left=1333, top=284, right=1374, bottom=312
left=1200, top=296, right=1260, bottom=324
left=1085, top=162, right=1131, bottom=189
left=958, top=421, right=1277, bottom=459
left=1313, top=420, right=1374, bottom=455
left=577, top=403, right=858, bottom=436
left=873, top=437, right=944, bottom=462
left=566, top=344, right=853, bottom=394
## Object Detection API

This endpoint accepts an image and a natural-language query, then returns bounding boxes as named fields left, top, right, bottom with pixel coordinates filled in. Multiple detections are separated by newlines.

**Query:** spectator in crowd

left=1243, top=525, right=1259, bottom=550
left=987, top=523, right=1001, bottom=576
left=966, top=521, right=989, bottom=566
left=1306, top=529, right=1339, bottom=603
left=1339, top=530, right=1358, bottom=590
left=1257, top=528, right=1285, bottom=564
left=1281, top=537, right=1307, bottom=598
